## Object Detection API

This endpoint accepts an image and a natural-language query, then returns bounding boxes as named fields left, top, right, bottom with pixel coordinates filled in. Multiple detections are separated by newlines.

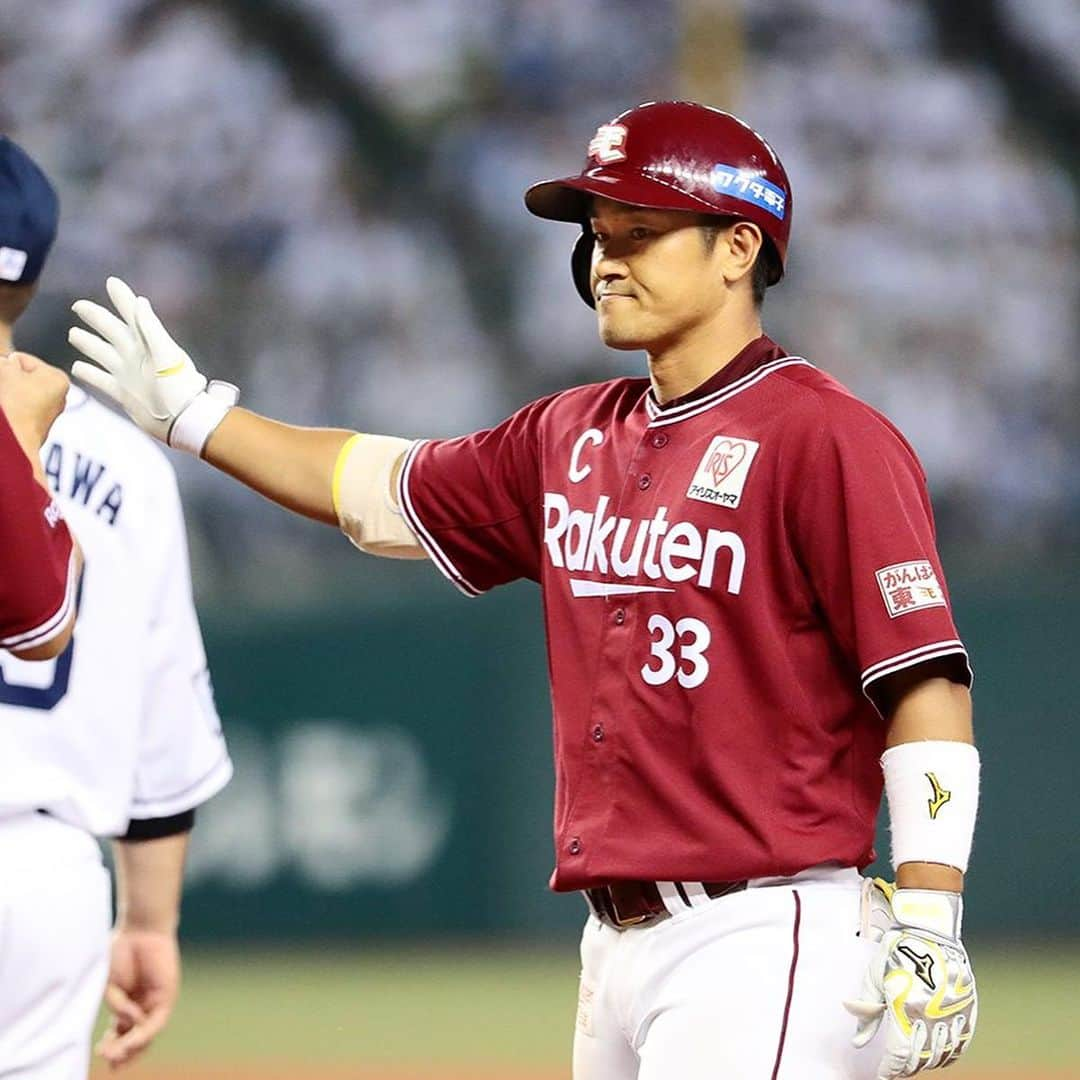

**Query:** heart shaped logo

left=706, top=440, right=746, bottom=487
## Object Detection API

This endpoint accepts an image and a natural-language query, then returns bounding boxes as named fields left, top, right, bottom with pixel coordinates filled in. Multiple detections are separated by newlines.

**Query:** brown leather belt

left=585, top=879, right=749, bottom=929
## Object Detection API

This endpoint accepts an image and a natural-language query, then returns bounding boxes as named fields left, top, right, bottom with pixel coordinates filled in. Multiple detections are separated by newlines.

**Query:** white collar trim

left=644, top=356, right=812, bottom=427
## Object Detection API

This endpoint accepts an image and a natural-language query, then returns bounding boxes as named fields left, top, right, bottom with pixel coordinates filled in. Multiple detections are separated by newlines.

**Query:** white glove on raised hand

left=845, top=879, right=977, bottom=1079
left=68, top=276, right=238, bottom=456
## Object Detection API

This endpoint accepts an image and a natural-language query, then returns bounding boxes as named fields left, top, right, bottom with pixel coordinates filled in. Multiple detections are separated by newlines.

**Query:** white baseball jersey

left=0, top=388, right=232, bottom=836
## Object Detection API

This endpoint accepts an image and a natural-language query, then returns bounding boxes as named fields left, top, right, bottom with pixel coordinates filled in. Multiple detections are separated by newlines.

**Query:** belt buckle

left=608, top=887, right=657, bottom=929
left=612, top=907, right=651, bottom=929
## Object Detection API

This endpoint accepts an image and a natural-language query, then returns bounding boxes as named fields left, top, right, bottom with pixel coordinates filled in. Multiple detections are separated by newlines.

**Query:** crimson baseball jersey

left=0, top=408, right=76, bottom=652
left=398, top=336, right=971, bottom=890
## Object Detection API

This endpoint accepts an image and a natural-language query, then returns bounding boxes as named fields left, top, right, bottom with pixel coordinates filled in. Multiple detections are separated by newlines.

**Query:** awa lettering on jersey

left=43, top=443, right=124, bottom=525
left=543, top=493, right=745, bottom=595
left=686, top=435, right=759, bottom=508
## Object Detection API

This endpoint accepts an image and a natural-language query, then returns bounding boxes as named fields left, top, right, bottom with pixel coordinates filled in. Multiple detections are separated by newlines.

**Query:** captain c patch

left=876, top=560, right=946, bottom=618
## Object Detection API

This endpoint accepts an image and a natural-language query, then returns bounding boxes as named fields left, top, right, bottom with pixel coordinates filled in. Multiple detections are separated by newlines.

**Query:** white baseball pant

left=0, top=812, right=111, bottom=1079
left=573, top=865, right=886, bottom=1080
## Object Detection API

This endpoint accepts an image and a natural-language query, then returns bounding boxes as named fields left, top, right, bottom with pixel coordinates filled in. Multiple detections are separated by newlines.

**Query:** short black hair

left=0, top=282, right=36, bottom=325
left=699, top=218, right=778, bottom=307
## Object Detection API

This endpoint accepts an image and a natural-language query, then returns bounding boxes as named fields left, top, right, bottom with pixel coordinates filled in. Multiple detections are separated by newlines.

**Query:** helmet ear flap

left=571, top=230, right=596, bottom=309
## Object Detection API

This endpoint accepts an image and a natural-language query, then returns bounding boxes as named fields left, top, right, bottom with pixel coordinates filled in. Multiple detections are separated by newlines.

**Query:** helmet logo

left=588, top=124, right=629, bottom=165
left=710, top=164, right=786, bottom=220
left=0, top=246, right=28, bottom=282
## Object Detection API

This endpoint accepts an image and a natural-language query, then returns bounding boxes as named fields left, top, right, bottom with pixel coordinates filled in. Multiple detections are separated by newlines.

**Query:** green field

left=94, top=942, right=1079, bottom=1078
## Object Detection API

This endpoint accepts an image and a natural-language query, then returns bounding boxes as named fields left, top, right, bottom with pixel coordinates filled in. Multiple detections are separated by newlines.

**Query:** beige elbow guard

left=332, top=434, right=426, bottom=559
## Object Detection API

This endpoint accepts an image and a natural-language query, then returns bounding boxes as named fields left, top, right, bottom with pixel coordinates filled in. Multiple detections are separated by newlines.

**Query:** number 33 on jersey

left=396, top=336, right=970, bottom=891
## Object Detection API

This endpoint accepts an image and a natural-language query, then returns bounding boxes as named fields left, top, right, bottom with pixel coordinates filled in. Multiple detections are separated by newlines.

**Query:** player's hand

left=844, top=880, right=976, bottom=1078
left=68, top=277, right=204, bottom=441
left=0, top=350, right=69, bottom=453
left=68, top=276, right=237, bottom=454
left=96, top=926, right=181, bottom=1069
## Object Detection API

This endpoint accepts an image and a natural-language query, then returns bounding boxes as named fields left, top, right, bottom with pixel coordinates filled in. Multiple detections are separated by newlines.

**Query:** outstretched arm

left=201, top=409, right=355, bottom=524
left=69, top=278, right=422, bottom=555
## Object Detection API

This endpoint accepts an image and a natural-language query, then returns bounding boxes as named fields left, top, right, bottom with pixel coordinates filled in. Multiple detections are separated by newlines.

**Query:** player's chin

left=596, top=313, right=650, bottom=351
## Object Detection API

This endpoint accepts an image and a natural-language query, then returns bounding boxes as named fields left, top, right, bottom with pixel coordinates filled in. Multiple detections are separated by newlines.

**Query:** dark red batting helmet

left=524, top=100, right=792, bottom=308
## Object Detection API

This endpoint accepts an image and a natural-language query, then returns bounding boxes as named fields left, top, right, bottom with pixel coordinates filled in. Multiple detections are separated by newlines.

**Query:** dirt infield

left=92, top=1067, right=1076, bottom=1080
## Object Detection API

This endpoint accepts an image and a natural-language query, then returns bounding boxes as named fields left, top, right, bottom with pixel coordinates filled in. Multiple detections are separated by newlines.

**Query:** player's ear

left=722, top=221, right=763, bottom=287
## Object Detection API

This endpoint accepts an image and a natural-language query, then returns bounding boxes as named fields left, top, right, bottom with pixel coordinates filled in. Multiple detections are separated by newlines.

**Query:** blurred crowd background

left=2, top=0, right=1077, bottom=606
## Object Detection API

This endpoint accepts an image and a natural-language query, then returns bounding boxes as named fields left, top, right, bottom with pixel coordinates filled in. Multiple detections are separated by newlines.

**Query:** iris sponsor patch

left=686, top=435, right=760, bottom=509
left=710, top=165, right=786, bottom=220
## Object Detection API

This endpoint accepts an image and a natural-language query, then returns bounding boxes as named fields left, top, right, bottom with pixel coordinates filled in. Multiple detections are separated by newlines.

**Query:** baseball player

left=0, top=141, right=80, bottom=659
left=69, top=101, right=979, bottom=1079
left=0, top=135, right=233, bottom=1078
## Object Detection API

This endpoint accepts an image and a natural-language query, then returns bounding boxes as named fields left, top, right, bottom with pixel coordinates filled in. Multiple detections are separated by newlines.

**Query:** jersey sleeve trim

left=128, top=753, right=233, bottom=819
left=396, top=439, right=485, bottom=598
left=0, top=547, right=79, bottom=651
left=860, top=639, right=972, bottom=694
left=119, top=808, right=196, bottom=842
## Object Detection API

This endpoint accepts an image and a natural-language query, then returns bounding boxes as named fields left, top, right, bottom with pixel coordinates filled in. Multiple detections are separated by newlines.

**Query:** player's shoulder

left=533, top=376, right=650, bottom=425
left=772, top=360, right=912, bottom=447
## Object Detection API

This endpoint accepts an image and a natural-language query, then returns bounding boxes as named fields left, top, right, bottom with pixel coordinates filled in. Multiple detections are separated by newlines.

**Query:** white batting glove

left=845, top=879, right=977, bottom=1078
left=68, top=277, right=238, bottom=456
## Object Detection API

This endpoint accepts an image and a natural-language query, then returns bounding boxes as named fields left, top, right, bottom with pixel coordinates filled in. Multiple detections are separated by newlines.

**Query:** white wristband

left=168, top=380, right=240, bottom=457
left=882, top=740, right=980, bottom=874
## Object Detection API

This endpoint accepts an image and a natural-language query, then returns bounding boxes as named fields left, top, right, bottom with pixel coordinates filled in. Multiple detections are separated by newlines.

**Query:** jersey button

left=568, top=837, right=583, bottom=856
left=592, top=724, right=605, bottom=743
left=613, top=608, right=626, bottom=625
left=651, top=432, right=669, bottom=449
left=638, top=473, right=652, bottom=490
